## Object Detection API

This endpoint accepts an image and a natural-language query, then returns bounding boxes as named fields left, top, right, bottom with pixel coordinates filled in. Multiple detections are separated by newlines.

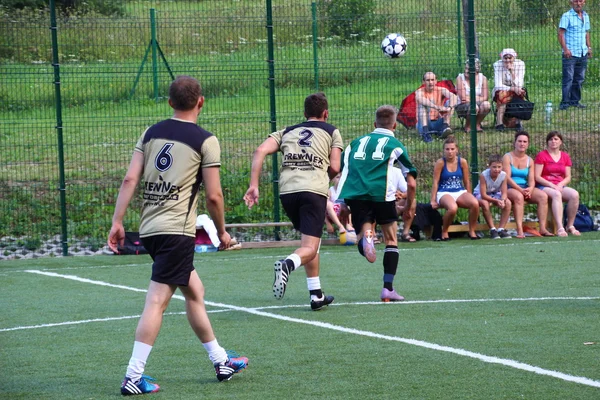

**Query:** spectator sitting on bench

left=473, top=154, right=512, bottom=239
left=534, top=131, right=581, bottom=237
left=392, top=167, right=442, bottom=241
left=430, top=136, right=480, bottom=241
left=415, top=71, right=458, bottom=143
left=502, top=131, right=552, bottom=238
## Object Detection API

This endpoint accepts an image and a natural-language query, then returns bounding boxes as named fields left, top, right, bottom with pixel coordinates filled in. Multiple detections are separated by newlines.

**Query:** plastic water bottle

left=545, top=101, right=553, bottom=125
left=195, top=244, right=218, bottom=253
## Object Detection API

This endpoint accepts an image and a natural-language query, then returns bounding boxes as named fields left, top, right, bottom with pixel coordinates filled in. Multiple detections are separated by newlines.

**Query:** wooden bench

left=224, top=222, right=340, bottom=249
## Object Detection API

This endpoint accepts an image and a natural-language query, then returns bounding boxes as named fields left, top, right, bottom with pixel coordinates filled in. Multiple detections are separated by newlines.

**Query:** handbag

left=564, top=203, right=595, bottom=232
left=505, top=90, right=534, bottom=120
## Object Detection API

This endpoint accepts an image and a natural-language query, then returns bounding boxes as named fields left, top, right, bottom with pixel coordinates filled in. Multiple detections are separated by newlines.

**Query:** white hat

left=500, top=48, right=517, bottom=58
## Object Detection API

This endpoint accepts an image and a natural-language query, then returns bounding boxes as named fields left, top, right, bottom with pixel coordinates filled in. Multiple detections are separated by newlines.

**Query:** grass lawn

left=1, top=232, right=599, bottom=399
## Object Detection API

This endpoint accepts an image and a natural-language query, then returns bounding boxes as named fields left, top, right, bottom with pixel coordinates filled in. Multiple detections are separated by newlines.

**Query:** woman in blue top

left=502, top=131, right=551, bottom=238
left=431, top=136, right=480, bottom=240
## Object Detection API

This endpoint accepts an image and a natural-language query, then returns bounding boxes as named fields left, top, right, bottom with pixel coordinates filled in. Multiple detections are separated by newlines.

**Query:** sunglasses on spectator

left=503, top=55, right=514, bottom=59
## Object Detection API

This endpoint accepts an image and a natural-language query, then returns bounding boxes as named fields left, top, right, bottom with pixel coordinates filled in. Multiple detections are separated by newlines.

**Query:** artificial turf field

left=1, top=233, right=599, bottom=399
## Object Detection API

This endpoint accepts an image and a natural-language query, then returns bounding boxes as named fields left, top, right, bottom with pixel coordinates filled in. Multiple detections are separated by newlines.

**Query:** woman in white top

left=493, top=48, right=526, bottom=130
left=455, top=58, right=491, bottom=132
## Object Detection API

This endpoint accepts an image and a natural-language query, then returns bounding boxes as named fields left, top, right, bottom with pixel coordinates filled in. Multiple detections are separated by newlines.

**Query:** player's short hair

left=487, top=154, right=502, bottom=165
left=304, top=92, right=328, bottom=119
left=169, top=75, right=202, bottom=111
left=375, top=105, right=398, bottom=129
left=545, top=130, right=563, bottom=143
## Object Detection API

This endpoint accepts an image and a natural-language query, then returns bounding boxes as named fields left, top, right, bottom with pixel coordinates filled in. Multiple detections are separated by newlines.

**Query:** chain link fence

left=1, top=0, right=598, bottom=255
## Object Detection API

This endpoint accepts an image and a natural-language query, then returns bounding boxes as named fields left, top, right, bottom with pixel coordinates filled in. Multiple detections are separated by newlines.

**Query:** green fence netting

left=0, top=0, right=598, bottom=255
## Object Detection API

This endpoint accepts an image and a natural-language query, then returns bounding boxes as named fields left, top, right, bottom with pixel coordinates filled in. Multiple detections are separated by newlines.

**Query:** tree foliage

left=0, top=0, right=124, bottom=16
left=318, top=0, right=381, bottom=42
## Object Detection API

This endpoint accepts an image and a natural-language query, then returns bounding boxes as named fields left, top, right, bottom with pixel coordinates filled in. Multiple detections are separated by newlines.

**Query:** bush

left=318, top=0, right=380, bottom=42
left=515, top=0, right=566, bottom=26
left=0, top=0, right=124, bottom=16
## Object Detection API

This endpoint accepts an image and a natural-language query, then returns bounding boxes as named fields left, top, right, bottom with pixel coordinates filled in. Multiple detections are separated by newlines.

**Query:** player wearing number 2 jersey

left=337, top=105, right=417, bottom=302
left=244, top=93, right=343, bottom=311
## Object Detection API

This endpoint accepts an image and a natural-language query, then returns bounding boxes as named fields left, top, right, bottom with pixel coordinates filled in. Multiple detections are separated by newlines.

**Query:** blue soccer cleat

left=214, top=352, right=249, bottom=382
left=121, top=375, right=160, bottom=396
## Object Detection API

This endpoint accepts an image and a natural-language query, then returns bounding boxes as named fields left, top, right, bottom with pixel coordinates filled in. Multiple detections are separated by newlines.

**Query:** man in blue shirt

left=558, top=0, right=592, bottom=110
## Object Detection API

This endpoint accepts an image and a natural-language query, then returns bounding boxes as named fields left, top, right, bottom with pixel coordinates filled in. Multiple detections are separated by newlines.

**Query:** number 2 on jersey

left=353, top=136, right=388, bottom=160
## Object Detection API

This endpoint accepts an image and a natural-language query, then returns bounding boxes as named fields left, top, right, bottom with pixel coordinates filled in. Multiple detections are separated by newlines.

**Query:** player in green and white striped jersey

left=337, top=105, right=417, bottom=302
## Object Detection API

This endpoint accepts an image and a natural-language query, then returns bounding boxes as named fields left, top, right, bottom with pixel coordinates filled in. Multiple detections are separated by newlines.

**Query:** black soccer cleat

left=310, top=294, right=334, bottom=311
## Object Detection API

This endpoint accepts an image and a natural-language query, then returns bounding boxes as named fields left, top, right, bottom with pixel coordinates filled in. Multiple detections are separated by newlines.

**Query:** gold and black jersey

left=134, top=118, right=221, bottom=238
left=269, top=120, right=343, bottom=197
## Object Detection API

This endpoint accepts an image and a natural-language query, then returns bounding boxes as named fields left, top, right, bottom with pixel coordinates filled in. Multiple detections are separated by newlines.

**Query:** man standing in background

left=558, top=0, right=591, bottom=110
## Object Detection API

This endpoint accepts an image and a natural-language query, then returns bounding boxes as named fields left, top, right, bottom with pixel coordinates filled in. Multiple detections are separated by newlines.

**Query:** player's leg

left=274, top=192, right=326, bottom=300
left=121, top=280, right=174, bottom=394
left=376, top=202, right=404, bottom=302
left=346, top=199, right=377, bottom=262
left=180, top=270, right=248, bottom=381
left=303, top=238, right=334, bottom=310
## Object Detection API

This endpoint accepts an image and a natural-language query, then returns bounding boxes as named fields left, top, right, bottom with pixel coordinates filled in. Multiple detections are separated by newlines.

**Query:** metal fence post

left=266, top=0, right=281, bottom=240
left=49, top=0, right=69, bottom=256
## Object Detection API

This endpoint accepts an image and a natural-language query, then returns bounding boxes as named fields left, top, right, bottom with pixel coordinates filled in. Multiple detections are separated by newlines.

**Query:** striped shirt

left=559, top=8, right=590, bottom=57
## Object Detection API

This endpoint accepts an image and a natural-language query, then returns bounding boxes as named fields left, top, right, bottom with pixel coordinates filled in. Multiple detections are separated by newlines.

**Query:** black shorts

left=280, top=192, right=327, bottom=238
left=345, top=199, right=398, bottom=235
left=141, top=235, right=195, bottom=286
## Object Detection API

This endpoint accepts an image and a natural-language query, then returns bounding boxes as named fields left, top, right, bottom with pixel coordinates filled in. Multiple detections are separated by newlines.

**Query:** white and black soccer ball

left=381, top=33, right=407, bottom=58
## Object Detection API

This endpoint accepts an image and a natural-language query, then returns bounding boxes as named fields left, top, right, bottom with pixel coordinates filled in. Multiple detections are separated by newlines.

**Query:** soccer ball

left=381, top=33, right=407, bottom=58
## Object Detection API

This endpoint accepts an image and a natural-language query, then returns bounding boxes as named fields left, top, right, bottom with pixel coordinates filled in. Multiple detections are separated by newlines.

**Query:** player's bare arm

left=202, top=165, right=231, bottom=249
left=244, top=137, right=279, bottom=208
left=108, top=151, right=144, bottom=253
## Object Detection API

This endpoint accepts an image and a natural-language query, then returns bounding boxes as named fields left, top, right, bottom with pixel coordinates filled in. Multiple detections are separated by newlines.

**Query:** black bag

left=505, top=90, right=535, bottom=120
left=564, top=204, right=595, bottom=233
left=114, top=231, right=148, bottom=255
left=411, top=203, right=443, bottom=240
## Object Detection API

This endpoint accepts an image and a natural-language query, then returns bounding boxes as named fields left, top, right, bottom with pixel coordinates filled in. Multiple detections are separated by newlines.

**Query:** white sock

left=126, top=341, right=153, bottom=381
left=203, top=339, right=228, bottom=365
left=307, top=277, right=321, bottom=291
left=287, top=253, right=301, bottom=270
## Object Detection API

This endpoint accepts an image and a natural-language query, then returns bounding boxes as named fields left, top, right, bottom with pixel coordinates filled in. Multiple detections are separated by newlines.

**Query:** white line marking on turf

left=20, top=269, right=600, bottom=389
left=0, top=309, right=231, bottom=333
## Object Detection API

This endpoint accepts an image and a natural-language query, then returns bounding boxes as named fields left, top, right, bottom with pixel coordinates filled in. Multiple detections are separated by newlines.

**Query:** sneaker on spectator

left=498, top=229, right=511, bottom=239
left=489, top=229, right=499, bottom=239
left=440, top=124, right=453, bottom=138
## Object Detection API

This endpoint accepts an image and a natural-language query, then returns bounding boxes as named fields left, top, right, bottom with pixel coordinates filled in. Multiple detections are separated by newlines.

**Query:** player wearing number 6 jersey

left=244, top=92, right=343, bottom=310
left=108, top=76, right=248, bottom=395
left=337, top=105, right=417, bottom=302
